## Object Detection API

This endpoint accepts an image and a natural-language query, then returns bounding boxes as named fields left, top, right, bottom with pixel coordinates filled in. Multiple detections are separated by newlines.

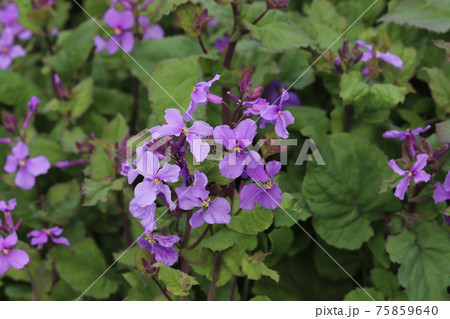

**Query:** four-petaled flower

left=356, top=40, right=403, bottom=76
left=240, top=161, right=282, bottom=210
left=176, top=171, right=231, bottom=228
left=156, top=108, right=213, bottom=162
left=4, top=141, right=51, bottom=190
left=0, top=28, right=26, bottom=70
left=94, top=8, right=134, bottom=54
left=27, top=227, right=70, bottom=250
left=137, top=233, right=180, bottom=266
left=0, top=3, right=32, bottom=40
left=388, top=154, right=431, bottom=200
left=184, top=74, right=222, bottom=121
left=214, top=119, right=262, bottom=179
left=433, top=171, right=450, bottom=204
left=138, top=16, right=165, bottom=40
left=0, top=232, right=29, bottom=275
left=383, top=125, right=431, bottom=156
left=260, top=89, right=295, bottom=138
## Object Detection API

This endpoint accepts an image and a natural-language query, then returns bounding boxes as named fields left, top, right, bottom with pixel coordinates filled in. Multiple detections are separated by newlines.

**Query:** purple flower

left=175, top=171, right=231, bottom=228
left=0, top=137, right=11, bottom=144
left=0, top=232, right=29, bottom=275
left=356, top=40, right=403, bottom=73
left=156, top=108, right=213, bottom=162
left=184, top=74, right=222, bottom=121
left=263, top=81, right=301, bottom=106
left=260, top=89, right=295, bottom=138
left=240, top=161, right=282, bottom=210
left=129, top=198, right=157, bottom=233
left=0, top=28, right=26, bottom=70
left=214, top=36, right=229, bottom=52
left=382, top=125, right=431, bottom=157
left=133, top=152, right=180, bottom=208
left=137, top=233, right=179, bottom=266
left=94, top=8, right=134, bottom=54
left=138, top=16, right=164, bottom=40
left=55, top=158, right=86, bottom=169
left=433, top=171, right=450, bottom=204
left=388, top=154, right=431, bottom=200
left=22, top=96, right=41, bottom=130
left=0, top=3, right=32, bottom=41
left=443, top=215, right=450, bottom=226
left=27, top=227, right=70, bottom=250
left=214, top=119, right=262, bottom=179
left=267, top=0, right=290, bottom=8
left=0, top=198, right=17, bottom=230
left=4, top=141, right=51, bottom=190
left=31, top=0, right=55, bottom=9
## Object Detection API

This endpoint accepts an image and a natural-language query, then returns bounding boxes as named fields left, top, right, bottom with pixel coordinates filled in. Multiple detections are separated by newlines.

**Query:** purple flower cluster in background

left=122, top=73, right=294, bottom=266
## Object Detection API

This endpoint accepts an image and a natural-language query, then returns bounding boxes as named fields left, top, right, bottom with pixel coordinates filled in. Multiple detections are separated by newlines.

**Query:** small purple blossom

left=27, top=227, right=70, bottom=250
left=55, top=158, right=86, bottom=169
left=356, top=40, right=403, bottom=75
left=382, top=125, right=431, bottom=156
left=260, top=89, right=295, bottom=138
left=214, top=36, right=229, bottom=52
left=176, top=171, right=231, bottom=229
left=443, top=214, right=450, bottom=226
left=0, top=137, right=11, bottom=144
left=184, top=74, right=222, bottom=121
left=137, top=233, right=179, bottom=266
left=156, top=108, right=213, bottom=162
left=133, top=152, right=180, bottom=208
left=0, top=232, right=29, bottom=275
left=130, top=199, right=157, bottom=233
left=138, top=16, right=164, bottom=40
left=388, top=154, right=431, bottom=200
left=263, top=81, right=301, bottom=106
left=214, top=119, right=262, bottom=179
left=0, top=28, right=26, bottom=70
left=433, top=171, right=450, bottom=204
left=22, top=96, right=41, bottom=130
left=0, top=3, right=32, bottom=41
left=4, top=141, right=51, bottom=190
left=31, top=0, right=55, bottom=9
left=240, top=161, right=282, bottom=210
left=94, top=8, right=135, bottom=54
left=0, top=198, right=17, bottom=231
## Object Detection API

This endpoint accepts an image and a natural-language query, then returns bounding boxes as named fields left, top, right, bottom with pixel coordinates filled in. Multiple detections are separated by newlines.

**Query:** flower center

left=407, top=172, right=413, bottom=177
left=201, top=198, right=210, bottom=208
left=1, top=249, right=9, bottom=255
left=145, top=235, right=155, bottom=244
left=44, top=229, right=50, bottom=235
left=114, top=27, right=122, bottom=35
left=19, top=160, right=26, bottom=167
left=277, top=110, right=282, bottom=114
left=182, top=127, right=189, bottom=134
left=263, top=181, right=273, bottom=189
left=192, top=86, right=196, bottom=92
left=234, top=146, right=243, bottom=153
left=2, top=46, right=9, bottom=53
left=154, top=178, right=161, bottom=185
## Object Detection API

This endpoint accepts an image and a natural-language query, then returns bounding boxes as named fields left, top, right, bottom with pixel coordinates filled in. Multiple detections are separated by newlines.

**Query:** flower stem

left=26, top=268, right=39, bottom=301
left=117, top=192, right=132, bottom=246
left=198, top=36, right=208, bottom=54
left=343, top=105, right=354, bottom=132
left=230, top=276, right=238, bottom=300
left=188, top=224, right=211, bottom=250
left=252, top=7, right=269, bottom=25
left=152, top=276, right=173, bottom=301
left=207, top=252, right=223, bottom=300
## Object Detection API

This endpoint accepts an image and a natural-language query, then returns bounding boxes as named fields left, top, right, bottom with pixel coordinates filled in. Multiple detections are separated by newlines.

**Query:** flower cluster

left=122, top=73, right=295, bottom=266
left=384, top=126, right=449, bottom=224
left=0, top=1, right=29, bottom=70
left=94, top=0, right=164, bottom=55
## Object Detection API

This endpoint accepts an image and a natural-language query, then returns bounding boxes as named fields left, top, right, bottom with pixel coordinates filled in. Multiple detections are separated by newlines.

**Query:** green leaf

left=367, top=233, right=390, bottom=269
left=148, top=56, right=202, bottom=122
left=68, top=78, right=94, bottom=120
left=302, top=134, right=392, bottom=249
left=184, top=150, right=232, bottom=185
left=176, top=3, right=203, bottom=38
left=47, top=20, right=97, bottom=74
left=370, top=268, right=400, bottom=299
left=242, top=6, right=312, bottom=51
left=51, top=238, right=119, bottom=299
left=436, top=121, right=450, bottom=143
left=379, top=0, right=450, bottom=34
left=386, top=222, right=450, bottom=300
left=433, top=40, right=450, bottom=62
left=266, top=227, right=294, bottom=266
left=242, top=252, right=279, bottom=283
left=28, top=137, right=65, bottom=164
left=227, top=207, right=274, bottom=235
left=82, top=178, right=123, bottom=206
left=143, top=0, right=190, bottom=22
left=46, top=180, right=81, bottom=223
left=102, top=113, right=129, bottom=145
left=155, top=262, right=199, bottom=296
left=89, top=148, right=114, bottom=181
left=423, top=68, right=450, bottom=113
left=61, top=127, right=87, bottom=153
left=200, top=228, right=252, bottom=252
left=344, top=288, right=384, bottom=301
left=0, top=70, right=43, bottom=107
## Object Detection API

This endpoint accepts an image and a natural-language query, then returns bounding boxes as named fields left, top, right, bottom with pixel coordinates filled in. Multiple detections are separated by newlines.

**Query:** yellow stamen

left=114, top=27, right=122, bottom=35
left=2, top=249, right=9, bottom=255
left=277, top=110, right=282, bottom=114
left=2, top=46, right=9, bottom=53
left=154, top=179, right=161, bottom=185
left=234, top=146, right=243, bottom=153
left=19, top=160, right=26, bottom=167
left=407, top=172, right=413, bottom=177
left=44, top=229, right=50, bottom=235
left=192, top=86, right=196, bottom=92
left=201, top=198, right=210, bottom=208
left=263, top=181, right=273, bottom=189
left=182, top=127, right=189, bottom=134
left=145, top=235, right=155, bottom=244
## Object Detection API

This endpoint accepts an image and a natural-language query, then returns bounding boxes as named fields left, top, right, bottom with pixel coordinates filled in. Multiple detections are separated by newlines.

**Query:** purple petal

left=144, top=25, right=165, bottom=40
left=184, top=100, right=197, bottom=121
left=394, top=176, right=411, bottom=200
left=4, top=231, right=18, bottom=249
left=129, top=198, right=156, bottom=219
left=189, top=207, right=206, bottom=229
left=266, top=160, right=282, bottom=179
left=4, top=155, right=18, bottom=173
left=137, top=237, right=152, bottom=252
left=413, top=170, right=430, bottom=183
left=25, top=156, right=50, bottom=176
left=30, top=232, right=48, bottom=246
left=134, top=180, right=158, bottom=207
left=153, top=234, right=180, bottom=247
left=388, top=159, right=406, bottom=176
left=12, top=141, right=28, bottom=160
left=258, top=184, right=282, bottom=209
left=152, top=244, right=178, bottom=266
left=235, top=119, right=257, bottom=148
left=189, top=120, right=213, bottom=137
left=15, top=166, right=35, bottom=190
left=412, top=154, right=428, bottom=172
left=106, top=38, right=120, bottom=55
left=378, top=51, right=403, bottom=70
left=260, top=104, right=280, bottom=121
left=94, top=35, right=106, bottom=53
left=382, top=130, right=407, bottom=141
left=0, top=255, right=9, bottom=275
left=274, top=111, right=294, bottom=138
left=176, top=186, right=204, bottom=210
left=156, top=183, right=175, bottom=210
left=157, top=163, right=180, bottom=183
left=49, top=226, right=64, bottom=236
left=51, top=236, right=70, bottom=246
left=135, top=151, right=160, bottom=179
left=246, top=164, right=269, bottom=182
left=203, top=197, right=231, bottom=225
left=103, top=8, right=123, bottom=29
left=187, top=137, right=211, bottom=162
left=7, top=250, right=29, bottom=269
left=219, top=152, right=246, bottom=179
left=239, top=183, right=263, bottom=210
left=410, top=125, right=431, bottom=136
left=214, top=125, right=236, bottom=150
left=138, top=16, right=150, bottom=28
left=120, top=32, right=134, bottom=53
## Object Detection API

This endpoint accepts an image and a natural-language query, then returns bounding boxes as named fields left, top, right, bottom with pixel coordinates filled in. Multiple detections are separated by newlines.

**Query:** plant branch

left=117, top=192, right=132, bottom=246
left=152, top=277, right=173, bottom=301
left=207, top=252, right=223, bottom=301
left=343, top=105, right=354, bottom=133
left=188, top=224, right=211, bottom=250
left=198, top=36, right=208, bottom=54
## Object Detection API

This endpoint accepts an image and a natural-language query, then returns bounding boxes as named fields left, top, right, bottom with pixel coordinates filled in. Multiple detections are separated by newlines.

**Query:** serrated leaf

left=46, top=180, right=81, bottom=223
left=155, top=262, right=198, bottom=296
left=423, top=68, right=450, bottom=113
left=227, top=207, right=274, bottom=235
left=436, top=121, right=450, bottom=143
left=82, top=178, right=118, bottom=206
left=68, top=78, right=94, bottom=120
left=242, top=252, right=279, bottom=283
left=0, top=70, right=43, bottom=108
left=102, top=113, right=129, bottom=145
left=386, top=222, right=450, bottom=300
left=176, top=3, right=203, bottom=38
